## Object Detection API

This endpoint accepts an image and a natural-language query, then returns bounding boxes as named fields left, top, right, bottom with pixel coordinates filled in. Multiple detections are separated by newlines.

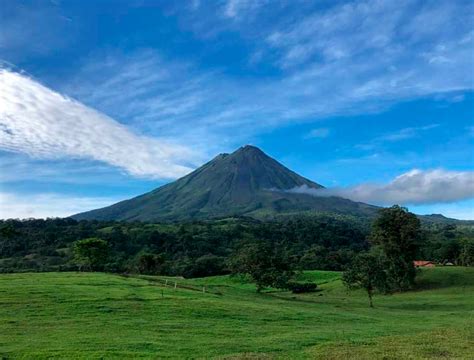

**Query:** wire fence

left=120, top=273, right=223, bottom=296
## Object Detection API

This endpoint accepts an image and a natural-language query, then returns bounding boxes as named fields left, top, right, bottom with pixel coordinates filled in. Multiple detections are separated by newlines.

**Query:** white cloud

left=288, top=169, right=474, bottom=205
left=59, top=50, right=274, bottom=153
left=304, top=128, right=330, bottom=139
left=266, top=0, right=403, bottom=67
left=223, top=0, right=246, bottom=18
left=380, top=124, right=439, bottom=142
left=57, top=33, right=472, bottom=154
left=4, top=2, right=473, bottom=152
left=0, top=192, right=122, bottom=219
left=258, top=0, right=473, bottom=114
left=356, top=124, right=440, bottom=150
left=223, top=0, right=266, bottom=19
left=264, top=0, right=471, bottom=70
left=62, top=51, right=211, bottom=136
left=2, top=2, right=471, bottom=179
left=0, top=68, right=196, bottom=179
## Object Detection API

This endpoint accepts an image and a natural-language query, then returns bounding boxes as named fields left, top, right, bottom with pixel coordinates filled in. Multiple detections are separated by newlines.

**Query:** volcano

left=73, top=145, right=378, bottom=221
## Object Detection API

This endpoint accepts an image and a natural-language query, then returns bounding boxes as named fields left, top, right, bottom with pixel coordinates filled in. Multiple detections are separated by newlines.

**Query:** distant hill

left=419, top=214, right=474, bottom=226
left=73, top=145, right=379, bottom=221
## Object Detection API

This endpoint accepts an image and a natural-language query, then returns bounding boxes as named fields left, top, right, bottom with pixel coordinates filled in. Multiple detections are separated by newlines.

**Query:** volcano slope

left=73, top=145, right=378, bottom=222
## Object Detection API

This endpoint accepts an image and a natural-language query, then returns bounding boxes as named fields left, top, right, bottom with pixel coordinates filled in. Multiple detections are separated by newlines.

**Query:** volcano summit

left=73, top=145, right=378, bottom=221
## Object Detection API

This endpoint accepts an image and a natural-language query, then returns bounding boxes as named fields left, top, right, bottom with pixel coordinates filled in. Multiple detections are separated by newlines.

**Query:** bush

left=286, top=281, right=317, bottom=293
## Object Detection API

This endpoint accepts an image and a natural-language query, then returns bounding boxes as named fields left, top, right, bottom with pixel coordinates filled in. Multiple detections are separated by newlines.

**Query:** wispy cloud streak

left=357, top=124, right=440, bottom=150
left=0, top=68, right=196, bottom=178
left=58, top=0, right=473, bottom=149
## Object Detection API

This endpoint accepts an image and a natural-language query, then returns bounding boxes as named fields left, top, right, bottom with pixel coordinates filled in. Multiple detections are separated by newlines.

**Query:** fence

left=120, top=273, right=223, bottom=296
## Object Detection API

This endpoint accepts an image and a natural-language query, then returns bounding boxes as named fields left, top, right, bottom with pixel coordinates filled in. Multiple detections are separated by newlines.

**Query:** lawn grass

left=0, top=267, right=472, bottom=359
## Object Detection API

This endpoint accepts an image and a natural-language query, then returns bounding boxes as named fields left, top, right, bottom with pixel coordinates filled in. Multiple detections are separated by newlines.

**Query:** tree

left=229, top=242, right=294, bottom=292
left=370, top=206, right=422, bottom=291
left=184, top=254, right=227, bottom=278
left=343, top=252, right=388, bottom=307
left=136, top=253, right=164, bottom=275
left=0, top=222, right=17, bottom=239
left=73, top=238, right=108, bottom=271
left=435, top=239, right=460, bottom=264
left=458, top=238, right=474, bottom=266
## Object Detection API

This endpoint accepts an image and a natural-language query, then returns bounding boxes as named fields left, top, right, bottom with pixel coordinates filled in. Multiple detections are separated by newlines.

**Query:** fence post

left=202, top=286, right=206, bottom=293
left=174, top=281, right=177, bottom=290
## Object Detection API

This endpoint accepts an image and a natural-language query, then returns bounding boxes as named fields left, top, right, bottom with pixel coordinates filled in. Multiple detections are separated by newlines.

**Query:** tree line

left=1, top=209, right=473, bottom=300
left=0, top=214, right=368, bottom=274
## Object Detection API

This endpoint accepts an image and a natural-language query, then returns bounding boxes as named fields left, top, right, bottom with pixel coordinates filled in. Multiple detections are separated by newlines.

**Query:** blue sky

left=0, top=0, right=473, bottom=219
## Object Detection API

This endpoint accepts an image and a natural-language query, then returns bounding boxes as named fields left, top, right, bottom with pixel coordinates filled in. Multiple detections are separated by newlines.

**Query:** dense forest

left=0, top=214, right=473, bottom=276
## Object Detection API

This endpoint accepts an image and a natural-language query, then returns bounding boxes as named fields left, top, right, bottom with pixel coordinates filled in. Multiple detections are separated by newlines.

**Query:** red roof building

left=414, top=260, right=435, bottom=268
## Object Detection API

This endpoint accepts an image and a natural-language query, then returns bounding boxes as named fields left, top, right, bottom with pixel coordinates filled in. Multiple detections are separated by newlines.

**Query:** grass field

left=0, top=267, right=472, bottom=359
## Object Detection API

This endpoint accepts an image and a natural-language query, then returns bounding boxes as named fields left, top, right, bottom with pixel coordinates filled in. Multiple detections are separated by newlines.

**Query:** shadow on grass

left=414, top=267, right=474, bottom=291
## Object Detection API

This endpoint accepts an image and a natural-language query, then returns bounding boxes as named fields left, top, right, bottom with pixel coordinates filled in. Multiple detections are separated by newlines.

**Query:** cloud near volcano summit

left=287, top=169, right=474, bottom=205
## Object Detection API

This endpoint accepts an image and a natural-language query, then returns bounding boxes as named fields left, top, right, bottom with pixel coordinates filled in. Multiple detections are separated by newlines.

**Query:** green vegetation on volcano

left=73, top=145, right=378, bottom=222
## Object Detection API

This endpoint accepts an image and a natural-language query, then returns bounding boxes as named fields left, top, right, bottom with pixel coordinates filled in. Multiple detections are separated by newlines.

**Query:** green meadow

left=0, top=267, right=472, bottom=359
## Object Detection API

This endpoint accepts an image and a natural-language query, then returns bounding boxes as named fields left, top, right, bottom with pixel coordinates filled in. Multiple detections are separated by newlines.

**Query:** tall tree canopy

left=370, top=205, right=422, bottom=291
left=229, top=242, right=294, bottom=292
left=343, top=251, right=388, bottom=307
left=73, top=238, right=109, bottom=271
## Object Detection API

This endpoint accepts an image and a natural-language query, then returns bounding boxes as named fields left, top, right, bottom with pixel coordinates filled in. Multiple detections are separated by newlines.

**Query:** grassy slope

left=0, top=268, right=472, bottom=359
